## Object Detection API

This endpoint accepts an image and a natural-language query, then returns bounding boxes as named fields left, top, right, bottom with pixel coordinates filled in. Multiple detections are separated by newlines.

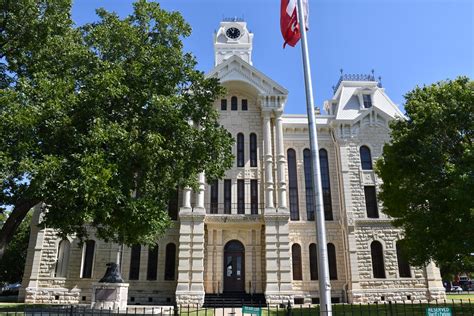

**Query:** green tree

left=377, top=77, right=474, bottom=269
left=0, top=211, right=31, bottom=284
left=0, top=0, right=233, bottom=259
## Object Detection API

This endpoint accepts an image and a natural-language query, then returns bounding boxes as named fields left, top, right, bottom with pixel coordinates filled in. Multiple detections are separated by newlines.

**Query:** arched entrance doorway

left=224, top=240, right=245, bottom=292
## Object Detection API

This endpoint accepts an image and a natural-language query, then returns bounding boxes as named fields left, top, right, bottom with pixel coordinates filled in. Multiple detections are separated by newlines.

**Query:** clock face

left=226, top=27, right=241, bottom=39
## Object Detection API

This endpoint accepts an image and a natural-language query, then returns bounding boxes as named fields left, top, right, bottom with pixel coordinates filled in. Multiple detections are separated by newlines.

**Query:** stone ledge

left=205, top=214, right=264, bottom=224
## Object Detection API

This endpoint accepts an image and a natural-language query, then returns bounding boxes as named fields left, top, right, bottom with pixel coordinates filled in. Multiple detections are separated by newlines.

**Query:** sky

left=72, top=0, right=474, bottom=115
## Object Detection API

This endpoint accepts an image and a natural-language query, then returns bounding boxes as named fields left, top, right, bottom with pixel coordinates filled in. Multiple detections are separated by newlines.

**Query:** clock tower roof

left=214, top=18, right=253, bottom=66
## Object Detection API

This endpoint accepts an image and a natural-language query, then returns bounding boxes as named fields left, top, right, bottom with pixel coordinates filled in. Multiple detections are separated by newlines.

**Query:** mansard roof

left=206, top=55, right=288, bottom=96
left=330, top=80, right=405, bottom=123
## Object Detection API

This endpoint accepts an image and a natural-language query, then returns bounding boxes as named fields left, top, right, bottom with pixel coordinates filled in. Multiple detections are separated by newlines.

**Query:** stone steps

left=203, top=293, right=266, bottom=308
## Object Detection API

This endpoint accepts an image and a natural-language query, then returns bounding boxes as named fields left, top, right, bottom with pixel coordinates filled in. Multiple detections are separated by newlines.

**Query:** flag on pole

left=280, top=0, right=308, bottom=47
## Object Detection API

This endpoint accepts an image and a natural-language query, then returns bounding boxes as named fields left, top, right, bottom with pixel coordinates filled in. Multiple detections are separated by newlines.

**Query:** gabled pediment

left=207, top=55, right=288, bottom=96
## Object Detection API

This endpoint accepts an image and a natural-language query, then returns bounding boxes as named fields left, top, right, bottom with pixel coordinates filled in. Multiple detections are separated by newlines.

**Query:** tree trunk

left=0, top=198, right=39, bottom=261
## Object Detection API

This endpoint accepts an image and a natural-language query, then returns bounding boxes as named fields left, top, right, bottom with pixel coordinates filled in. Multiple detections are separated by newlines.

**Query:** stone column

left=264, top=213, right=293, bottom=305
left=182, top=187, right=192, bottom=210
left=195, top=173, right=206, bottom=210
left=262, top=111, right=275, bottom=211
left=274, top=110, right=288, bottom=211
left=176, top=175, right=206, bottom=306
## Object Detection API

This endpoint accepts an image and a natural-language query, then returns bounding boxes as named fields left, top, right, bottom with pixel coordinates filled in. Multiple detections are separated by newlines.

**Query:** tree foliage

left=377, top=77, right=474, bottom=269
left=0, top=0, right=233, bottom=256
left=0, top=212, right=31, bottom=284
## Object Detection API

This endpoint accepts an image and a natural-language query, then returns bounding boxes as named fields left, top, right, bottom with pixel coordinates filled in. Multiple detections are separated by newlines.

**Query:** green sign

left=426, top=307, right=452, bottom=316
left=242, top=306, right=262, bottom=316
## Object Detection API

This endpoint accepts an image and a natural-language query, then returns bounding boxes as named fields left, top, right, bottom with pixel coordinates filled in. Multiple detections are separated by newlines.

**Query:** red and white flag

left=280, top=0, right=309, bottom=47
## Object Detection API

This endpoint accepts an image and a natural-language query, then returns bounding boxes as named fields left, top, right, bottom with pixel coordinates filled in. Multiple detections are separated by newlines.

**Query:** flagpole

left=296, top=0, right=332, bottom=315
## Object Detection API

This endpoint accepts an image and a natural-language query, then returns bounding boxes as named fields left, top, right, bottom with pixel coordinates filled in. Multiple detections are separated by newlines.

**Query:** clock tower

left=214, top=18, right=254, bottom=66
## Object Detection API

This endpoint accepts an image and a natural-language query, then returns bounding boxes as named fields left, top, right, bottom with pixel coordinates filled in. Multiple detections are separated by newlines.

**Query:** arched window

left=303, top=149, right=315, bottom=221
left=319, top=149, right=333, bottom=220
left=250, top=133, right=257, bottom=167
left=396, top=242, right=411, bottom=278
left=371, top=241, right=386, bottom=278
left=237, top=133, right=245, bottom=167
left=81, top=240, right=95, bottom=278
left=292, top=243, right=302, bottom=280
left=287, top=149, right=299, bottom=220
left=360, top=146, right=373, bottom=170
left=164, top=243, right=176, bottom=280
left=327, top=243, right=338, bottom=280
left=147, top=245, right=159, bottom=281
left=309, top=243, right=318, bottom=280
left=55, top=240, right=70, bottom=278
left=231, top=96, right=238, bottom=111
left=129, top=244, right=141, bottom=280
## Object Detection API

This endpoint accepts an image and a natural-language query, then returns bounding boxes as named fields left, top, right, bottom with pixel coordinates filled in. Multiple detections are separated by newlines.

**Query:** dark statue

left=99, top=262, right=124, bottom=283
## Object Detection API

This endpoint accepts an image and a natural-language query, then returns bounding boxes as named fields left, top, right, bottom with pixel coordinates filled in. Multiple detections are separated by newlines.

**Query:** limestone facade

left=20, top=19, right=445, bottom=306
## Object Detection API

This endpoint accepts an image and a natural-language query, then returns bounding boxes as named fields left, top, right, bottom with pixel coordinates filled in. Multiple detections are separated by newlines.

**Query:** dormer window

left=363, top=94, right=372, bottom=108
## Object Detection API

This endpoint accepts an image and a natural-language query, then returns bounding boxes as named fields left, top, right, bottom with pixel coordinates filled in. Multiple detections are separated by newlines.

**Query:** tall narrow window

left=164, top=243, right=176, bottom=281
left=129, top=244, right=141, bottom=280
left=221, top=99, right=227, bottom=111
left=360, top=146, right=373, bottom=170
left=371, top=241, right=386, bottom=278
left=210, top=181, right=218, bottom=214
left=303, top=149, right=315, bottom=221
left=231, top=96, right=238, bottom=110
left=81, top=240, right=95, bottom=278
left=237, top=179, right=245, bottom=214
left=224, top=179, right=232, bottom=214
left=309, top=243, right=318, bottom=280
left=242, top=99, right=248, bottom=111
left=327, top=243, right=338, bottom=280
left=287, top=149, right=299, bottom=220
left=250, top=179, right=258, bottom=215
left=250, top=133, right=257, bottom=167
left=364, top=186, right=379, bottom=218
left=363, top=94, right=372, bottom=108
left=237, top=133, right=245, bottom=167
left=147, top=245, right=159, bottom=281
left=292, top=244, right=302, bottom=280
left=396, top=242, right=411, bottom=278
left=319, top=149, right=333, bottom=220
left=168, top=188, right=179, bottom=220
left=55, top=240, right=70, bottom=278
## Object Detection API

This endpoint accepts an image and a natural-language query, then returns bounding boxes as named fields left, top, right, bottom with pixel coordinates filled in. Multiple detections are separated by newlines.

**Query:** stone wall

left=22, top=219, right=180, bottom=305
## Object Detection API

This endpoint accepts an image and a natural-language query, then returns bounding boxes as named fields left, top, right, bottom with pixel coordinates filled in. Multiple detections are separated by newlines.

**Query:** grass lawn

left=0, top=302, right=473, bottom=315
left=446, top=293, right=474, bottom=300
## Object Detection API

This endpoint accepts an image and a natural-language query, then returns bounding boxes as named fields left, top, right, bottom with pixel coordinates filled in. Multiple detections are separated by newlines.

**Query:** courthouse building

left=20, top=20, right=445, bottom=306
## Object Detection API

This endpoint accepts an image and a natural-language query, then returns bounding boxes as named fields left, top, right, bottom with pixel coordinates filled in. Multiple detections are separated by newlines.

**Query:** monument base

left=91, top=282, right=129, bottom=311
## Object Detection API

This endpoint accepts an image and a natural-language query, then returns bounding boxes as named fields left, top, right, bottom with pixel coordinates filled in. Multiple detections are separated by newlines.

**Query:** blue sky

left=72, top=0, right=473, bottom=115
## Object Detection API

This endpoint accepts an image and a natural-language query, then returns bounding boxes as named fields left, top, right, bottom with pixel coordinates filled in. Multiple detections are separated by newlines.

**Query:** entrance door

left=223, top=240, right=245, bottom=292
